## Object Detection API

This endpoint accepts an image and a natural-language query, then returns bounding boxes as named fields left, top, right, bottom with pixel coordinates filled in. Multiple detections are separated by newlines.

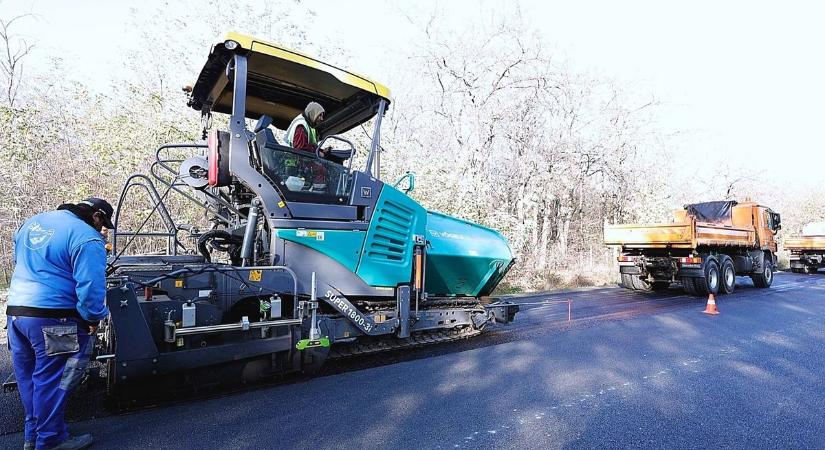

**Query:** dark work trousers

left=8, top=316, right=93, bottom=449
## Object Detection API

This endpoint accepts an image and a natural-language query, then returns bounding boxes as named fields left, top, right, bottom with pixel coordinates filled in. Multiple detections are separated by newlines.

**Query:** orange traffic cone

left=702, top=293, right=719, bottom=315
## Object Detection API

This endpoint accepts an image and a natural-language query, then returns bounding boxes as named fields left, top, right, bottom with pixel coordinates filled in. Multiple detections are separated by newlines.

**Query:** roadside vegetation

left=0, top=1, right=821, bottom=291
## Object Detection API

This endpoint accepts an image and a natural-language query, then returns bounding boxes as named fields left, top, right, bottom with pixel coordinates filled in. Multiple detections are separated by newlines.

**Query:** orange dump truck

left=785, top=222, right=825, bottom=274
left=604, top=201, right=781, bottom=296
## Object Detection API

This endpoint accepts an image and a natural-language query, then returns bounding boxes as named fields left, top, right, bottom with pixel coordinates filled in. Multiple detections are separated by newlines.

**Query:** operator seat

left=255, top=127, right=283, bottom=152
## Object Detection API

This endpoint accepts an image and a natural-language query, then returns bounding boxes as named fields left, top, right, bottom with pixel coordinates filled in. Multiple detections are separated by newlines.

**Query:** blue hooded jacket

left=7, top=209, right=110, bottom=322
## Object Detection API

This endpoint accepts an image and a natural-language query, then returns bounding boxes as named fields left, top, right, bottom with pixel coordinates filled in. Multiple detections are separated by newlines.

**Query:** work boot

left=47, top=434, right=94, bottom=450
left=23, top=441, right=34, bottom=450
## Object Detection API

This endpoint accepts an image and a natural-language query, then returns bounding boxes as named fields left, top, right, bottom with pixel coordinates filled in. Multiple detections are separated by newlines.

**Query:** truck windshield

left=768, top=212, right=781, bottom=231
left=258, top=144, right=351, bottom=205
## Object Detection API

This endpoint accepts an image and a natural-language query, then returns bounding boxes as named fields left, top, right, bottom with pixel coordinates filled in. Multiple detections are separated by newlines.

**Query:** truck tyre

left=630, top=276, right=669, bottom=292
left=621, top=273, right=636, bottom=290
left=751, top=260, right=773, bottom=288
left=631, top=275, right=653, bottom=292
left=682, top=277, right=698, bottom=296
left=804, top=266, right=818, bottom=274
left=791, top=267, right=803, bottom=274
left=694, top=258, right=720, bottom=296
left=720, top=257, right=736, bottom=295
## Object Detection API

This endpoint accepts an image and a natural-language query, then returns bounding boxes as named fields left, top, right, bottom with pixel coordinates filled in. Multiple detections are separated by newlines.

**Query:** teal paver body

left=277, top=185, right=514, bottom=294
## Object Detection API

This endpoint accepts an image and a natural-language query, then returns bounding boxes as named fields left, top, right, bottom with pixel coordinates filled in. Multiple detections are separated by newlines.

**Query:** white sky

left=3, top=0, right=824, bottom=185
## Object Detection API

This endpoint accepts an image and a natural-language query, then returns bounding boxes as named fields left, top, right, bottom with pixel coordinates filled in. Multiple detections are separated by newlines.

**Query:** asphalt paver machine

left=101, top=33, right=518, bottom=392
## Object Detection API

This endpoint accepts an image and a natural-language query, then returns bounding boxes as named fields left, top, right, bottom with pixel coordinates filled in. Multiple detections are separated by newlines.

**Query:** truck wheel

left=694, top=258, right=720, bottom=296
left=720, top=257, right=736, bottom=295
left=633, top=276, right=669, bottom=292
left=621, top=273, right=636, bottom=290
left=804, top=266, right=818, bottom=274
left=751, top=261, right=773, bottom=288
left=791, top=268, right=803, bottom=274
left=631, top=275, right=653, bottom=292
left=682, top=277, right=699, bottom=296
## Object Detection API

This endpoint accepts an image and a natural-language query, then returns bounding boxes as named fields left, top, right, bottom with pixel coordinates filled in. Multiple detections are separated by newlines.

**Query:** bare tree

left=0, top=8, right=35, bottom=108
left=380, top=7, right=672, bottom=290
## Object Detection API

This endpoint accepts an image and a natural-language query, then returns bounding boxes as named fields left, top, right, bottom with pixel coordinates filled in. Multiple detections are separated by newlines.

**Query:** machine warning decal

left=174, top=279, right=184, bottom=288
left=249, top=270, right=262, bottom=282
left=277, top=201, right=285, bottom=208
left=297, top=230, right=325, bottom=241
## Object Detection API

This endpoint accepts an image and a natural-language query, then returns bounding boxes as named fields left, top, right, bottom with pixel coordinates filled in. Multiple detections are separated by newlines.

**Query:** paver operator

left=284, top=101, right=344, bottom=163
left=6, top=198, right=113, bottom=450
left=284, top=101, right=325, bottom=152
left=283, top=101, right=344, bottom=189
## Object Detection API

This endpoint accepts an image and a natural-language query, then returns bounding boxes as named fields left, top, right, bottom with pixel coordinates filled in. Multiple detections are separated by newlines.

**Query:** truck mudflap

left=484, top=301, right=519, bottom=324
left=619, top=257, right=705, bottom=279
left=676, top=268, right=705, bottom=278
left=619, top=265, right=642, bottom=275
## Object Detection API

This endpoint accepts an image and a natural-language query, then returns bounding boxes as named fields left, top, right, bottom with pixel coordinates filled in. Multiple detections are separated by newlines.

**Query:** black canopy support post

left=226, top=53, right=292, bottom=226
left=365, top=99, right=387, bottom=179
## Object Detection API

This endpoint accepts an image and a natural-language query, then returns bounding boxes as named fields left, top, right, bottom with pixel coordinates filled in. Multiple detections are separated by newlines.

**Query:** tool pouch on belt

left=42, top=324, right=80, bottom=356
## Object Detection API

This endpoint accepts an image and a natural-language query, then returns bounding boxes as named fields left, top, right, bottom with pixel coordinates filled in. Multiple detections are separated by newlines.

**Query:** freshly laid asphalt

left=2, top=272, right=825, bottom=449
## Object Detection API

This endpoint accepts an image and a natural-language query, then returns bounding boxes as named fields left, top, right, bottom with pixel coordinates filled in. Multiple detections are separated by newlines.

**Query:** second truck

left=785, top=222, right=825, bottom=274
left=604, top=201, right=782, bottom=296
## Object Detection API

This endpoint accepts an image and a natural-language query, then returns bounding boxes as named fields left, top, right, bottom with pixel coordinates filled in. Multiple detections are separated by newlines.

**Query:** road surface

left=2, top=272, right=824, bottom=449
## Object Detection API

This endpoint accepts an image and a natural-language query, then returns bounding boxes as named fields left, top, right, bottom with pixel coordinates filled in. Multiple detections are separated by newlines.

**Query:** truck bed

left=785, top=236, right=825, bottom=251
left=604, top=220, right=756, bottom=249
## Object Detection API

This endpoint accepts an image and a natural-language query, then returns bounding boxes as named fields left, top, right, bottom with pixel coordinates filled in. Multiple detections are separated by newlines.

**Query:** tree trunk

left=538, top=209, right=550, bottom=269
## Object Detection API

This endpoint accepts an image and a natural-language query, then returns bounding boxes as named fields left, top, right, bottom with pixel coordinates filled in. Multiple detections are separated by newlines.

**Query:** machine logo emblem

left=361, top=187, right=372, bottom=198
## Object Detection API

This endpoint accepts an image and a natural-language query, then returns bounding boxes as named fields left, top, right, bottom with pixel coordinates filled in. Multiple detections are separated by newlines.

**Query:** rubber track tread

left=327, top=327, right=482, bottom=360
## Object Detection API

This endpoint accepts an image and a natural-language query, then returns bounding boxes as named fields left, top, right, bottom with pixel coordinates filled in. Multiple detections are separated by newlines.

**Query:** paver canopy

left=188, top=32, right=392, bottom=137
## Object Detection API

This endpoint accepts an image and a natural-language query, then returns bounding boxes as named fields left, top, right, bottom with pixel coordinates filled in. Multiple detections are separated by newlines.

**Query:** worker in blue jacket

left=6, top=198, right=113, bottom=450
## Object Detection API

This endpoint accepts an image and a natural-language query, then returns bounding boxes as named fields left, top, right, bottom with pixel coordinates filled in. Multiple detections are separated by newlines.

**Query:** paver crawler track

left=328, top=327, right=482, bottom=359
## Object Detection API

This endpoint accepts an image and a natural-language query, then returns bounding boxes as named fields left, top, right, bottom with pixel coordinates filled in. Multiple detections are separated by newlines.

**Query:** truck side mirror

left=393, top=171, right=415, bottom=195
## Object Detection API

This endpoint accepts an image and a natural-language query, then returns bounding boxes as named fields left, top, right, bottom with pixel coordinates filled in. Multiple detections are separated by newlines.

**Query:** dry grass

left=499, top=261, right=619, bottom=293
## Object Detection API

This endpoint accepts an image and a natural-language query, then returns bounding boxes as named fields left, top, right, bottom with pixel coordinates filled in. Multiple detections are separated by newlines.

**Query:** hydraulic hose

left=197, top=230, right=242, bottom=264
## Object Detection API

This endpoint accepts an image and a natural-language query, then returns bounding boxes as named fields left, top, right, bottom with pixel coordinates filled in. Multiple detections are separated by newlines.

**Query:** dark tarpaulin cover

left=685, top=201, right=738, bottom=223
